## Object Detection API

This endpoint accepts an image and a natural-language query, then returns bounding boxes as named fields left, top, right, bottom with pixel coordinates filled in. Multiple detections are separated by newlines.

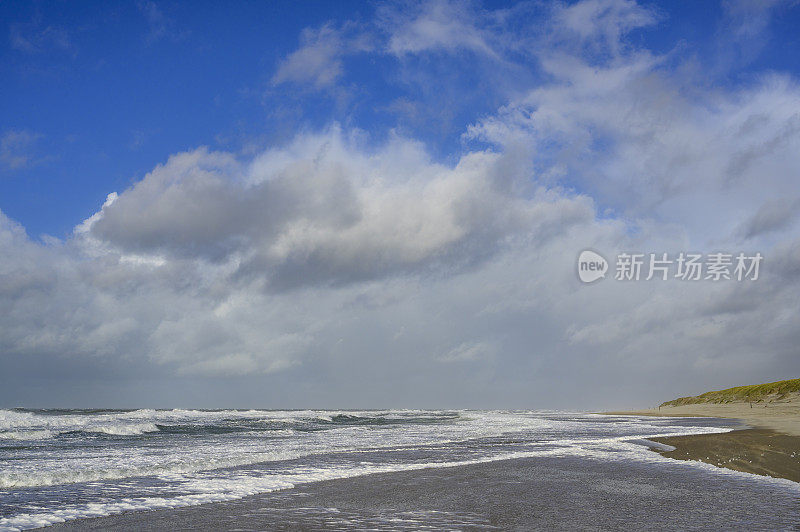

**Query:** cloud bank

left=1, top=0, right=799, bottom=408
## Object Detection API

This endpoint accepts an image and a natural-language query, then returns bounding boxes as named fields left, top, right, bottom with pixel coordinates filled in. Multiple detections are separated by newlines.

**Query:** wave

left=79, top=423, right=160, bottom=436
left=6, top=437, right=794, bottom=532
left=3, top=408, right=459, bottom=421
left=0, top=453, right=537, bottom=530
left=0, top=422, right=160, bottom=440
left=0, top=448, right=577, bottom=529
left=1, top=410, right=773, bottom=532
left=0, top=430, right=55, bottom=441
left=0, top=446, right=310, bottom=489
left=0, top=408, right=460, bottom=441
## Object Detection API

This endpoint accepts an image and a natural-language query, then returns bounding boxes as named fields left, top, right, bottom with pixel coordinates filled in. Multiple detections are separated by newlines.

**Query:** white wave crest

left=82, top=423, right=159, bottom=436
left=0, top=410, right=161, bottom=442
left=0, top=430, right=55, bottom=441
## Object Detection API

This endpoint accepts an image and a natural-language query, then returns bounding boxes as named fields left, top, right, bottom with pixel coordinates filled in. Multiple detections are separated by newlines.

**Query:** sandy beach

left=652, top=429, right=800, bottom=482
left=606, top=395, right=800, bottom=436
left=606, top=395, right=800, bottom=482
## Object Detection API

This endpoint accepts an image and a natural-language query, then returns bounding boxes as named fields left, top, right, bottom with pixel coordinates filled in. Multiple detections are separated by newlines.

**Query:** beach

left=607, top=396, right=800, bottom=483
left=606, top=396, right=800, bottom=436
left=652, top=429, right=800, bottom=482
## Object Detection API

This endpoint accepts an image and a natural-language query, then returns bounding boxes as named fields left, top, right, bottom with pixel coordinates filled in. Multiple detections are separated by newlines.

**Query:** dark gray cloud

left=739, top=198, right=800, bottom=239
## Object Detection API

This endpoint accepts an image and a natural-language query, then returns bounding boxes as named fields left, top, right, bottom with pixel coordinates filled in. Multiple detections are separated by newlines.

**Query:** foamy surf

left=0, top=410, right=793, bottom=531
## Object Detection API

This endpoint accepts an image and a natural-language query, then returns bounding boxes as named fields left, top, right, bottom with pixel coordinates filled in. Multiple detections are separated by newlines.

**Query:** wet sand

left=651, top=429, right=800, bottom=483
left=44, top=454, right=800, bottom=531
left=607, top=399, right=800, bottom=482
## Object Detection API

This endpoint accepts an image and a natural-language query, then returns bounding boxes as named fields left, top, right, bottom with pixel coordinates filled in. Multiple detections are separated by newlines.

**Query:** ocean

left=1, top=409, right=798, bottom=530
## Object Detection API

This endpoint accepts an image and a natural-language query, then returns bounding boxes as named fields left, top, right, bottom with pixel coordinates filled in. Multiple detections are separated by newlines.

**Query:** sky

left=1, top=0, right=799, bottom=409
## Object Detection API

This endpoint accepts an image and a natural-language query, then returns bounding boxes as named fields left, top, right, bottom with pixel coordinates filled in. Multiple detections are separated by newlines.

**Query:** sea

left=0, top=409, right=798, bottom=530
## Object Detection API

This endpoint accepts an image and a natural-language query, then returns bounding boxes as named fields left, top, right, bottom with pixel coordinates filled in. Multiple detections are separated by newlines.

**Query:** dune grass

left=660, top=378, right=800, bottom=407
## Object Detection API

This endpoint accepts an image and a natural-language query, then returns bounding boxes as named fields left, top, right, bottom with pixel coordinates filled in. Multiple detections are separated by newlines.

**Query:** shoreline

left=650, top=429, right=800, bottom=483
left=603, top=401, right=800, bottom=482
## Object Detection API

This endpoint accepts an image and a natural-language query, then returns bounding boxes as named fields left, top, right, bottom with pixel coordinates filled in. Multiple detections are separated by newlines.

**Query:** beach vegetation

left=661, top=378, right=800, bottom=406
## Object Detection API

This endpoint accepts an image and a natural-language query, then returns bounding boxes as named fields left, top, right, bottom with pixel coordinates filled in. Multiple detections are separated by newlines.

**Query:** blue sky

left=1, top=0, right=800, bottom=407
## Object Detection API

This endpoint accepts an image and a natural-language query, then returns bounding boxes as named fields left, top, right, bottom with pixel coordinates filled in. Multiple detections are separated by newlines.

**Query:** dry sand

left=607, top=395, right=800, bottom=436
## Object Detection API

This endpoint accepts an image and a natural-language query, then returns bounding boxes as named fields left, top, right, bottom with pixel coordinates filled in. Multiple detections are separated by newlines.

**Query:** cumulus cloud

left=87, top=127, right=593, bottom=291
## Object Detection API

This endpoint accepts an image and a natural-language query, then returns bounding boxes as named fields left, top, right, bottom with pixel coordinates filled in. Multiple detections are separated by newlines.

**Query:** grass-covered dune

left=660, top=378, right=800, bottom=407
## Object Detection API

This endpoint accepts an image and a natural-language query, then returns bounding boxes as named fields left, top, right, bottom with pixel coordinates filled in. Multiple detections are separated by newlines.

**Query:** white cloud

left=553, top=0, right=657, bottom=56
left=86, top=126, right=593, bottom=290
left=722, top=0, right=784, bottom=40
left=466, top=31, right=800, bottom=249
left=273, top=0, right=507, bottom=91
left=385, top=0, right=498, bottom=57
left=438, top=341, right=495, bottom=362
left=272, top=24, right=372, bottom=88
left=0, top=130, right=42, bottom=170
